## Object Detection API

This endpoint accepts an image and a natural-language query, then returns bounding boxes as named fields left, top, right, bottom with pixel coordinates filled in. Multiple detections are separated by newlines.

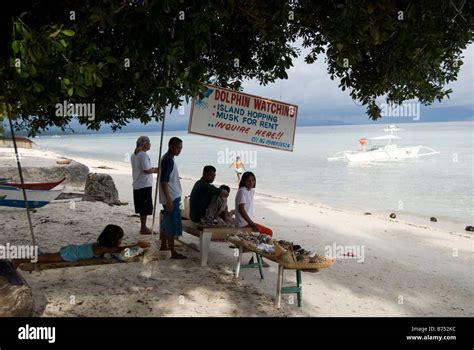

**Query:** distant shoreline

left=5, top=119, right=474, bottom=137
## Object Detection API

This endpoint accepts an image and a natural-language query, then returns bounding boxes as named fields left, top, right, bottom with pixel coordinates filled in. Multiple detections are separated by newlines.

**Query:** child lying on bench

left=11, top=224, right=150, bottom=269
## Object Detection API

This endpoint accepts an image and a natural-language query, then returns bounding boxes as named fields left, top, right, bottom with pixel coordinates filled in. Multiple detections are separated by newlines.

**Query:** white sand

left=1, top=147, right=472, bottom=316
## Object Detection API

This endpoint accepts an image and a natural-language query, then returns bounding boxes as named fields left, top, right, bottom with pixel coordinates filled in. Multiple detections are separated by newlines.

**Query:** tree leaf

left=29, top=64, right=37, bottom=75
left=370, top=26, right=380, bottom=43
left=33, top=83, right=44, bottom=93
left=11, top=41, right=20, bottom=54
left=76, top=85, right=88, bottom=97
left=62, top=29, right=75, bottom=37
left=49, top=28, right=62, bottom=38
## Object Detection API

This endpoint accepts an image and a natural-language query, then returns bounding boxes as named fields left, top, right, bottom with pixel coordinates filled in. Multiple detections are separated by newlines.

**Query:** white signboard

left=189, top=84, right=298, bottom=152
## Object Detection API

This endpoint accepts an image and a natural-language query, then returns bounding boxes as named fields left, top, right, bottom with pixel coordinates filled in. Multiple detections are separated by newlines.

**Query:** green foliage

left=0, top=0, right=472, bottom=135
left=295, top=0, right=473, bottom=118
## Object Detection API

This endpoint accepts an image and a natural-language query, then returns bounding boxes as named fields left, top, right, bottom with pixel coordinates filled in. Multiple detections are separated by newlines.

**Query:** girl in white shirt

left=235, top=172, right=273, bottom=237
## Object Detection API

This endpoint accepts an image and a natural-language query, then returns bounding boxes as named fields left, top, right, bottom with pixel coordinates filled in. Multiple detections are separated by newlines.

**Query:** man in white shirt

left=159, top=137, right=185, bottom=259
left=131, top=136, right=159, bottom=235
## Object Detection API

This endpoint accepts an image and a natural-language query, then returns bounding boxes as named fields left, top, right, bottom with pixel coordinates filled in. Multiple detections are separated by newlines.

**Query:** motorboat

left=328, top=125, right=439, bottom=162
left=0, top=185, right=63, bottom=208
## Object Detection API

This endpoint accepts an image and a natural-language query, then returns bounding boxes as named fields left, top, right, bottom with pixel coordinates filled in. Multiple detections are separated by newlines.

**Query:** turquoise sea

left=34, top=121, right=474, bottom=225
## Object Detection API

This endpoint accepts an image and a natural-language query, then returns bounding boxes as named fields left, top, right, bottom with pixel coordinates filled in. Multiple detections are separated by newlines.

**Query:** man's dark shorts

left=133, top=186, right=153, bottom=215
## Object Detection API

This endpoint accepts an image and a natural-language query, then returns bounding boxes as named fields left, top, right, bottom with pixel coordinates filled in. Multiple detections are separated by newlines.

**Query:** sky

left=129, top=42, right=474, bottom=132
left=5, top=40, right=473, bottom=135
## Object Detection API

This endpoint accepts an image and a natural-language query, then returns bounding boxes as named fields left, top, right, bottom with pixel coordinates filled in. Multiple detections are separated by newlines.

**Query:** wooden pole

left=7, top=116, right=36, bottom=248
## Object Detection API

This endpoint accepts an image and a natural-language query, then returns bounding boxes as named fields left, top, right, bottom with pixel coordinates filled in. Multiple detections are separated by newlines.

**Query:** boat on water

left=383, top=125, right=401, bottom=132
left=328, top=125, right=440, bottom=162
left=0, top=185, right=63, bottom=209
left=1, top=177, right=65, bottom=190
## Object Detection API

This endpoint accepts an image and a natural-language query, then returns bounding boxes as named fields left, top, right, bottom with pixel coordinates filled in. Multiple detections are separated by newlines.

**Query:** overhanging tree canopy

left=0, top=0, right=472, bottom=135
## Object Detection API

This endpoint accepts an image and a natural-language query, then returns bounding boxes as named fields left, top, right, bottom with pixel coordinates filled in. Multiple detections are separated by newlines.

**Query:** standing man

left=159, top=137, right=185, bottom=259
left=131, top=136, right=159, bottom=235
left=228, top=156, right=246, bottom=182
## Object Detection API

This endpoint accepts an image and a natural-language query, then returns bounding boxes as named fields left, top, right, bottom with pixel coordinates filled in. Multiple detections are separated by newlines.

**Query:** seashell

left=292, top=245, right=302, bottom=251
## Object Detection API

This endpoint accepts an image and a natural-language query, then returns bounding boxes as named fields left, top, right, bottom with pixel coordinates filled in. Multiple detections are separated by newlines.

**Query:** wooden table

left=232, top=241, right=315, bottom=308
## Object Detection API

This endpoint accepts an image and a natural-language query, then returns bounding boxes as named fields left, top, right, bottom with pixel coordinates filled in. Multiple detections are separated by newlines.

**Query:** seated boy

left=204, top=185, right=234, bottom=225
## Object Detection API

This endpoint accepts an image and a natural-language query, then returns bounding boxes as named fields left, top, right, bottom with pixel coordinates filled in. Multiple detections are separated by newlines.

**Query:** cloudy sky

left=15, top=40, right=472, bottom=135
left=158, top=42, right=473, bottom=130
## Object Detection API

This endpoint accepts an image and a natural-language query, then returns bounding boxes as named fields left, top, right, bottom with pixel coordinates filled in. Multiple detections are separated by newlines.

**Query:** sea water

left=34, top=121, right=474, bottom=225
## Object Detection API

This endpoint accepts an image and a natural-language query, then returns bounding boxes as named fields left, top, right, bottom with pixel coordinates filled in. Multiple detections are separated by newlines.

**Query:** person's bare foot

left=140, top=227, right=158, bottom=235
left=140, top=227, right=151, bottom=235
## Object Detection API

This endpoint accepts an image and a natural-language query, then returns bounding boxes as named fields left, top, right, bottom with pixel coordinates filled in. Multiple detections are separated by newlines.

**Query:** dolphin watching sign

left=189, top=84, right=298, bottom=152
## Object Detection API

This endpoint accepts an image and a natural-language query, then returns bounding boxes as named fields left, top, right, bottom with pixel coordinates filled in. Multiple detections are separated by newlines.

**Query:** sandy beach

left=1, top=146, right=472, bottom=317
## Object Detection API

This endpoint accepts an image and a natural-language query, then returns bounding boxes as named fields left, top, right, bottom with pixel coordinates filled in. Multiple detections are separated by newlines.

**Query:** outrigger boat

left=328, top=125, right=440, bottom=162
left=1, top=177, right=65, bottom=190
left=0, top=185, right=63, bottom=209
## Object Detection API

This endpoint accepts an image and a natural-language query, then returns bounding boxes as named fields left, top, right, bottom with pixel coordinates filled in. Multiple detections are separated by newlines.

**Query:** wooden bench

left=160, top=208, right=251, bottom=267
left=180, top=219, right=251, bottom=267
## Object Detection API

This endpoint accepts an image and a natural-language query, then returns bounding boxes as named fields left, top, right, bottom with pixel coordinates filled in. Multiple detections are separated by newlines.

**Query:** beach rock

left=389, top=213, right=396, bottom=219
left=430, top=217, right=437, bottom=222
left=364, top=212, right=372, bottom=215
left=0, top=160, right=89, bottom=186
left=83, top=173, right=126, bottom=206
left=0, top=261, right=34, bottom=317
left=465, top=226, right=474, bottom=232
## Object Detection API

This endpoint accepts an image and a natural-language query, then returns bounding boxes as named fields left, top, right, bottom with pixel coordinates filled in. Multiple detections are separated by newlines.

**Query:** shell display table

left=229, top=238, right=335, bottom=309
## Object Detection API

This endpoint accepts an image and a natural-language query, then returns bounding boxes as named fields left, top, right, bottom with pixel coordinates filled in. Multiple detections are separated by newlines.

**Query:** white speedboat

left=383, top=124, right=400, bottom=132
left=328, top=126, right=439, bottom=162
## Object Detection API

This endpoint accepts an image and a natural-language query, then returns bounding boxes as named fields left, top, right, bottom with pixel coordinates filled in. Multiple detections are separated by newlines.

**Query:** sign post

left=189, top=84, right=298, bottom=152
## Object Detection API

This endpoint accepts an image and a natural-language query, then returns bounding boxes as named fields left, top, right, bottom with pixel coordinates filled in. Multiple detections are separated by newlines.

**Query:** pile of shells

left=229, top=233, right=325, bottom=264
